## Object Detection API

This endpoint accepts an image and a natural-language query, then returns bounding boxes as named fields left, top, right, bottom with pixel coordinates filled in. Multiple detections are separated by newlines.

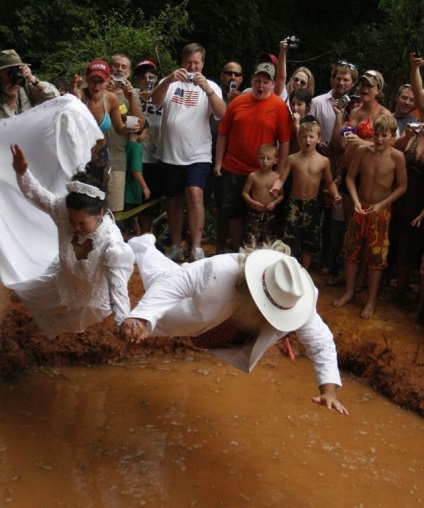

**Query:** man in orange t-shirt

left=214, top=63, right=293, bottom=250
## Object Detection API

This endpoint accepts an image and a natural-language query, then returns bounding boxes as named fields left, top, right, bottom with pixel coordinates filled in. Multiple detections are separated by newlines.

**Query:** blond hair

left=236, top=240, right=291, bottom=292
left=258, top=143, right=278, bottom=157
left=290, top=67, right=315, bottom=96
left=298, top=121, right=321, bottom=136
left=373, top=114, right=398, bottom=136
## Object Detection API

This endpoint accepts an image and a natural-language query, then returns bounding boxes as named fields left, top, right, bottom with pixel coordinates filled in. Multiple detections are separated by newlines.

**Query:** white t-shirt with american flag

left=158, top=79, right=222, bottom=165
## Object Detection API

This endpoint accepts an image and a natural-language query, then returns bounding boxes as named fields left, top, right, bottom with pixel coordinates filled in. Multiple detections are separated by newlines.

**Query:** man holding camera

left=151, top=43, right=226, bottom=262
left=0, top=49, right=59, bottom=118
left=105, top=51, right=143, bottom=214
left=310, top=60, right=358, bottom=145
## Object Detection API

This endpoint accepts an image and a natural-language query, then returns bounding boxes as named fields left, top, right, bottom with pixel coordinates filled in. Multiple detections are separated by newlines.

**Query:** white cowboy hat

left=245, top=250, right=316, bottom=331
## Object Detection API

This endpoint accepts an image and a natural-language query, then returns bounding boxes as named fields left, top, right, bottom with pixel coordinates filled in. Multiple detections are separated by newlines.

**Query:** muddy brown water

left=0, top=352, right=422, bottom=508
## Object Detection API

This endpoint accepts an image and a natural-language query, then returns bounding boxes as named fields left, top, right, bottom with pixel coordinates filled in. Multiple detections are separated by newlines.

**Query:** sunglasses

left=292, top=76, right=307, bottom=86
left=223, top=70, right=242, bottom=77
left=337, top=60, right=357, bottom=73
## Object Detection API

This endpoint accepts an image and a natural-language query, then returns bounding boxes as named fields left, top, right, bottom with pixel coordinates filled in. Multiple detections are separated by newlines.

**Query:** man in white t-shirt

left=152, top=43, right=226, bottom=262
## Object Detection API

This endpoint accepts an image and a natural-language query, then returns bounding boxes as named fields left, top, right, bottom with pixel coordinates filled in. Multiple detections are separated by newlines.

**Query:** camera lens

left=9, top=66, right=26, bottom=87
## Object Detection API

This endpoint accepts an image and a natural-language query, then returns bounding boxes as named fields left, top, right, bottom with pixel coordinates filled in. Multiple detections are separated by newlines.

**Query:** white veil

left=0, top=94, right=103, bottom=286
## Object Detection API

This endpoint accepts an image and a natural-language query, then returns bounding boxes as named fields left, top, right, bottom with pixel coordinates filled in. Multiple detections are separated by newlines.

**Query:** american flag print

left=171, top=87, right=200, bottom=107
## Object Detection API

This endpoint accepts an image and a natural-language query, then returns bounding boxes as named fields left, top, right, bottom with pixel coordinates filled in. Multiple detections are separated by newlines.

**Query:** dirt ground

left=1, top=259, right=423, bottom=417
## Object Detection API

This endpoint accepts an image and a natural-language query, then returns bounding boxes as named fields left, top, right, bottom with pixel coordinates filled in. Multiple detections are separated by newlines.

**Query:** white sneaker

left=165, top=244, right=185, bottom=261
left=190, top=247, right=205, bottom=262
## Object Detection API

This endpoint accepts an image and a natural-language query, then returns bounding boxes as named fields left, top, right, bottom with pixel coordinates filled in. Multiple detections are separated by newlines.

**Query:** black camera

left=285, top=35, right=300, bottom=50
left=145, top=76, right=155, bottom=92
left=8, top=66, right=26, bottom=87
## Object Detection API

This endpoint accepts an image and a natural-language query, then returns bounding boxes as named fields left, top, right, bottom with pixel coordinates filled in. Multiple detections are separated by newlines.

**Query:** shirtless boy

left=333, top=114, right=407, bottom=318
left=271, top=121, right=341, bottom=270
left=242, top=144, right=283, bottom=244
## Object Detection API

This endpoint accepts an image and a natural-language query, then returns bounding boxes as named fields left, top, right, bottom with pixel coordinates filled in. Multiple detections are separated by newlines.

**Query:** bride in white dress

left=9, top=144, right=135, bottom=339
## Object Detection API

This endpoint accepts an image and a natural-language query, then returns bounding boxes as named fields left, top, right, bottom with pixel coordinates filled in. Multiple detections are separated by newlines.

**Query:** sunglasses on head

left=292, top=76, right=307, bottom=86
left=223, top=70, right=242, bottom=77
left=337, top=60, right=357, bottom=73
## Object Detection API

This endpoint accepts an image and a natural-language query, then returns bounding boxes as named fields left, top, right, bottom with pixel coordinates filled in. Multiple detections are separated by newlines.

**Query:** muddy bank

left=0, top=267, right=423, bottom=416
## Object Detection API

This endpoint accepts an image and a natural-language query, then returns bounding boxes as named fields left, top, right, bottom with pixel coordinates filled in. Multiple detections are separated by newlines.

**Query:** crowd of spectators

left=0, top=44, right=422, bottom=326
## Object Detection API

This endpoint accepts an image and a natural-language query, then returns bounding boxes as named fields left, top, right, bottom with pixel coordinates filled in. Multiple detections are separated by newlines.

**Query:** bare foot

left=361, top=302, right=375, bottom=319
left=333, top=291, right=354, bottom=308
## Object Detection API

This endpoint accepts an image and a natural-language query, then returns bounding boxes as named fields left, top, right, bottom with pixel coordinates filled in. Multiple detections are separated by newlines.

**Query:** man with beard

left=310, top=61, right=358, bottom=145
left=119, top=233, right=348, bottom=415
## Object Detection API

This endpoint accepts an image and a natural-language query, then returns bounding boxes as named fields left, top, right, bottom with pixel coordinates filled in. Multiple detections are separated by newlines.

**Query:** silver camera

left=407, top=122, right=424, bottom=133
left=186, top=72, right=195, bottom=83
left=337, top=94, right=351, bottom=109
left=113, top=75, right=126, bottom=89
left=229, top=80, right=237, bottom=92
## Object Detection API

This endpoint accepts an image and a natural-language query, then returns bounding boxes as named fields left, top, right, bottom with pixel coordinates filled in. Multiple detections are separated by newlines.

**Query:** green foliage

left=0, top=0, right=191, bottom=83
left=1, top=0, right=424, bottom=104
left=44, top=1, right=192, bottom=81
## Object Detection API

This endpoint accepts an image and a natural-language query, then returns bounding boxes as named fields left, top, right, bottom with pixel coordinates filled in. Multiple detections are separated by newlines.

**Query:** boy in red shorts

left=333, top=115, right=407, bottom=318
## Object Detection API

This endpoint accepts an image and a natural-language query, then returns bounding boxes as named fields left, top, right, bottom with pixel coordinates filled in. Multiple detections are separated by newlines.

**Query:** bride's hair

left=65, top=171, right=107, bottom=215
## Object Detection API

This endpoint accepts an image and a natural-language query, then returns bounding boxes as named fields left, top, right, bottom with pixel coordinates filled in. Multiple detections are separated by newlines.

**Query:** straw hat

left=0, top=50, right=30, bottom=70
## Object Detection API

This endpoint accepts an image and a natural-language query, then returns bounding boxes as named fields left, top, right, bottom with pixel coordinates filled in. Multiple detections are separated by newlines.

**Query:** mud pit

left=1, top=266, right=423, bottom=416
left=0, top=265, right=423, bottom=507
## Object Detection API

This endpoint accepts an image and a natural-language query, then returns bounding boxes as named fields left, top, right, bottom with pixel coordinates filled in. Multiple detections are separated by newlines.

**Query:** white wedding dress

left=0, top=95, right=134, bottom=337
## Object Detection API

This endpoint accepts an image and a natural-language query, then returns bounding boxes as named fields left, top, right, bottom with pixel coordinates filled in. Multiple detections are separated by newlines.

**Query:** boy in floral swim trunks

left=333, top=115, right=407, bottom=318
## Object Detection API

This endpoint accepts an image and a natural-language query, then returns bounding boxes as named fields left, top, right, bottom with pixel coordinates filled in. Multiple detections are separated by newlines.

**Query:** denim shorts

left=160, top=162, right=211, bottom=197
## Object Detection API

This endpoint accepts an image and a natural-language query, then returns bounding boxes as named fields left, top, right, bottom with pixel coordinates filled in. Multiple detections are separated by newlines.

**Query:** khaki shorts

left=107, top=171, right=126, bottom=213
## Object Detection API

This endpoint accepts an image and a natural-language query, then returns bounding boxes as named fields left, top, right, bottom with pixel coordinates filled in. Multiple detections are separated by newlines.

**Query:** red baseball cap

left=134, top=59, right=157, bottom=75
left=260, top=53, right=278, bottom=65
left=86, top=59, right=110, bottom=81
